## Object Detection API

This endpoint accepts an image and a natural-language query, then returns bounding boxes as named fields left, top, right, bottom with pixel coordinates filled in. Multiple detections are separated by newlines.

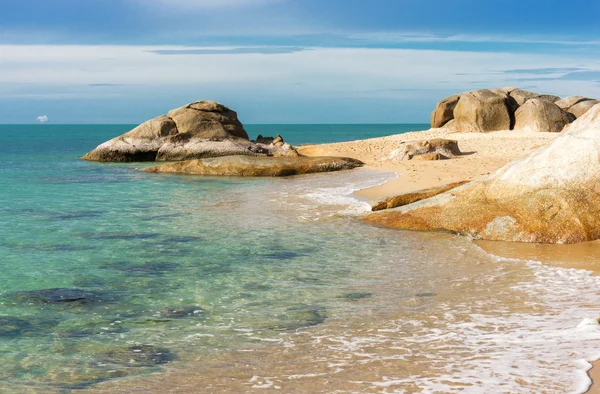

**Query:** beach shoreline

left=298, top=127, right=559, bottom=203
left=301, top=126, right=600, bottom=393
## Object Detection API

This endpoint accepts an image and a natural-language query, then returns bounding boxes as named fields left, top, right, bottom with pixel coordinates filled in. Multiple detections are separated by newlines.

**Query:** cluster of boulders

left=367, top=103, right=600, bottom=244
left=431, top=87, right=598, bottom=133
left=83, top=101, right=362, bottom=176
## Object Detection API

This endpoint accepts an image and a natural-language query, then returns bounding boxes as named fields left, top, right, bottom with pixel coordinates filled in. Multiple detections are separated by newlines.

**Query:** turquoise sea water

left=0, top=124, right=418, bottom=391
left=2, top=124, right=600, bottom=393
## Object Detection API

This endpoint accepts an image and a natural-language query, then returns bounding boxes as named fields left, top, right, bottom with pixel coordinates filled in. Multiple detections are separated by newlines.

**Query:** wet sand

left=588, top=364, right=600, bottom=393
left=478, top=239, right=600, bottom=394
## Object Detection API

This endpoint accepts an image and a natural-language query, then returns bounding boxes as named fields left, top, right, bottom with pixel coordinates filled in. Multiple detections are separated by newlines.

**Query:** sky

left=1, top=0, right=600, bottom=124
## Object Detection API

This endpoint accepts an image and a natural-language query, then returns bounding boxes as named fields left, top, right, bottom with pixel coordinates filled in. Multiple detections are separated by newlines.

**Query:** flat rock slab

left=144, top=155, right=364, bottom=177
left=371, top=181, right=469, bottom=211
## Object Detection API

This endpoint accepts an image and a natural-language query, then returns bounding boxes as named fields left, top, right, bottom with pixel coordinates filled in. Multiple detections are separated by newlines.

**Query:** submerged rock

left=10, top=288, right=112, bottom=305
left=261, top=250, right=305, bottom=260
left=341, top=292, right=373, bottom=301
left=415, top=292, right=436, bottom=297
left=264, top=305, right=327, bottom=331
left=100, top=344, right=175, bottom=367
left=0, top=316, right=37, bottom=337
left=144, top=155, right=363, bottom=177
left=158, top=306, right=205, bottom=318
left=364, top=104, right=600, bottom=244
left=82, top=101, right=298, bottom=162
left=106, top=262, right=179, bottom=276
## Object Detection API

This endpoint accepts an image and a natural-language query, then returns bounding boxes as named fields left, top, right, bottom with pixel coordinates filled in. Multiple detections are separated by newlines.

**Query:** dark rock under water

left=100, top=344, right=175, bottom=367
left=341, top=292, right=373, bottom=301
left=9, top=288, right=113, bottom=305
left=0, top=316, right=37, bottom=337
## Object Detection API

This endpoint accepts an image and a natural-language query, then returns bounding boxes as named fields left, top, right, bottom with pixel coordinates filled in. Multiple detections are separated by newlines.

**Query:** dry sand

left=298, top=127, right=558, bottom=203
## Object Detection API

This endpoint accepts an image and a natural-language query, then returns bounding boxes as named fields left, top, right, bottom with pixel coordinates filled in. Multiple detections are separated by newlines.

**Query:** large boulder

left=82, top=101, right=293, bottom=162
left=447, top=89, right=512, bottom=132
left=556, top=96, right=599, bottom=118
left=166, top=101, right=248, bottom=140
left=144, top=155, right=363, bottom=177
left=514, top=99, right=575, bottom=132
left=430, top=94, right=460, bottom=128
left=364, top=104, right=600, bottom=244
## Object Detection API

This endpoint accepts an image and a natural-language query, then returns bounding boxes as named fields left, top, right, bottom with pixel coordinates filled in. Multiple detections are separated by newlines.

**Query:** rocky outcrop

left=514, top=99, right=575, bottom=133
left=431, top=87, right=594, bottom=133
left=365, top=103, right=600, bottom=244
left=371, top=181, right=468, bottom=211
left=144, top=155, right=364, bottom=177
left=388, top=139, right=462, bottom=161
left=82, top=101, right=296, bottom=162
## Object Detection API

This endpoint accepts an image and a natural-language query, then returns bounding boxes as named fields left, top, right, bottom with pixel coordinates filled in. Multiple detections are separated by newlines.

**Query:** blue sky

left=1, top=0, right=599, bottom=124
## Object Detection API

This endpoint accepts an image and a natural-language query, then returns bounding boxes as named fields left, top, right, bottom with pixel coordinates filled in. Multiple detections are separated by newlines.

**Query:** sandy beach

left=298, top=127, right=558, bottom=202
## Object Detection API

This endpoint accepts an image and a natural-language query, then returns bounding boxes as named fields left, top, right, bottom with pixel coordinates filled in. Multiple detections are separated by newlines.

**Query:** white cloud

left=0, top=44, right=598, bottom=103
left=348, top=32, right=600, bottom=46
left=37, top=115, right=49, bottom=123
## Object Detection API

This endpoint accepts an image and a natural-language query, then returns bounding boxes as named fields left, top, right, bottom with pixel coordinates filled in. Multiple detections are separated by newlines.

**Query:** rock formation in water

left=144, top=155, right=364, bottom=177
left=366, top=103, right=600, bottom=244
left=430, top=87, right=596, bottom=133
left=82, top=101, right=298, bottom=162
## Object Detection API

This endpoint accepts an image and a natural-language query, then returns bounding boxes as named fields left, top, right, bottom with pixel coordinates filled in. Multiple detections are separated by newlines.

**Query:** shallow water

left=2, top=125, right=600, bottom=393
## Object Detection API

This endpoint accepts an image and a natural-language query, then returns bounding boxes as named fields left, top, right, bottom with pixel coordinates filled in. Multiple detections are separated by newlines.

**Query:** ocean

left=1, top=124, right=600, bottom=393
